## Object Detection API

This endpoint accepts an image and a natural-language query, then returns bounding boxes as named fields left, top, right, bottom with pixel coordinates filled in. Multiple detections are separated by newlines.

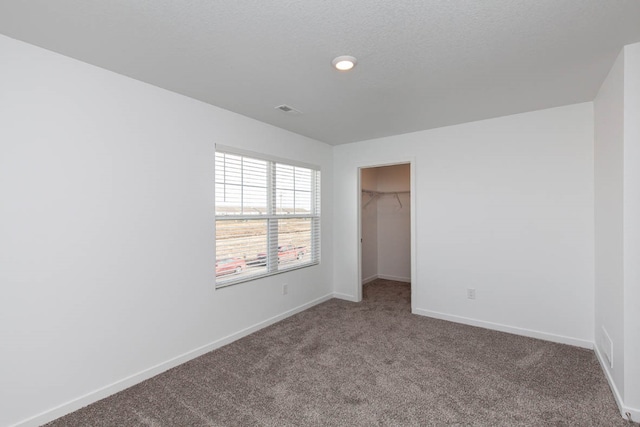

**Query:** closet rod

left=362, top=189, right=408, bottom=209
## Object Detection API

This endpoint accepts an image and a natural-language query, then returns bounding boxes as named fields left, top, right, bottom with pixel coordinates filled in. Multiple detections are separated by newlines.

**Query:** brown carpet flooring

left=46, top=279, right=630, bottom=426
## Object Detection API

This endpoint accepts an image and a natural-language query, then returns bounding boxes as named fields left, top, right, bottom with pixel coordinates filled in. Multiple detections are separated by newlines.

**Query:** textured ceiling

left=1, top=1, right=640, bottom=145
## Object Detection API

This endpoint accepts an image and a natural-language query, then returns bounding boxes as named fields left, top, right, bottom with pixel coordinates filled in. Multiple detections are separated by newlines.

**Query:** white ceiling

left=1, top=1, right=640, bottom=145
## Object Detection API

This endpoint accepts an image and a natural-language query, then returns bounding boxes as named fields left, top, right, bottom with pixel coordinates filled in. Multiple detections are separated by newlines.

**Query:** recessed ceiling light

left=332, top=55, right=357, bottom=71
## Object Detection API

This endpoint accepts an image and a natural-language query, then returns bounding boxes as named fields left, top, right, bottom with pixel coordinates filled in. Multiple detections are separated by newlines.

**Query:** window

left=215, top=147, right=320, bottom=288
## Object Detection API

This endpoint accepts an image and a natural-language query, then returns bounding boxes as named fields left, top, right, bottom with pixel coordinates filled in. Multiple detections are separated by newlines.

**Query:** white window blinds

left=215, top=149, right=320, bottom=288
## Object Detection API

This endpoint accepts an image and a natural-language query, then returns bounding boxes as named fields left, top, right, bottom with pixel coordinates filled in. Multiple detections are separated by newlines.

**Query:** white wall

left=593, top=42, right=640, bottom=420
left=0, top=35, right=333, bottom=427
left=594, top=48, right=625, bottom=402
left=334, top=103, right=595, bottom=348
left=623, top=42, right=640, bottom=417
left=375, top=164, right=411, bottom=282
left=360, top=168, right=378, bottom=282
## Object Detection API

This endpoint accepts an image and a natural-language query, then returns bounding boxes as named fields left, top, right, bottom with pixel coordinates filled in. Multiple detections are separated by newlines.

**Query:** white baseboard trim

left=412, top=308, right=593, bottom=349
left=361, top=274, right=411, bottom=285
left=594, top=345, right=640, bottom=423
left=378, top=274, right=411, bottom=283
left=332, top=292, right=359, bottom=302
left=11, top=293, right=334, bottom=427
left=362, top=274, right=378, bottom=285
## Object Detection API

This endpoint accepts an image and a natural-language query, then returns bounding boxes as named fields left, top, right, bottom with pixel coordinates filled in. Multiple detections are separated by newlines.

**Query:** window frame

left=215, top=145, right=321, bottom=289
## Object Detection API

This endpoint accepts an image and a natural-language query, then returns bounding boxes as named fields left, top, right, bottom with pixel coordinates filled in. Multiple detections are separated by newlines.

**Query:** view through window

left=215, top=150, right=320, bottom=287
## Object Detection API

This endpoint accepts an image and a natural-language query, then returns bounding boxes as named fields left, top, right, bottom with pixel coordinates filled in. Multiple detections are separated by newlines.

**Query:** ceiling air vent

left=275, top=104, right=302, bottom=115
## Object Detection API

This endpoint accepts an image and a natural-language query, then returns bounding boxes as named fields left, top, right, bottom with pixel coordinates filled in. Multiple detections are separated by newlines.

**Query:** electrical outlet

left=282, top=284, right=288, bottom=295
left=467, top=288, right=476, bottom=300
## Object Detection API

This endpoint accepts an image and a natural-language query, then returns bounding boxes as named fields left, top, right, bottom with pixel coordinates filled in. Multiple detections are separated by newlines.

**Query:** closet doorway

left=359, top=163, right=412, bottom=308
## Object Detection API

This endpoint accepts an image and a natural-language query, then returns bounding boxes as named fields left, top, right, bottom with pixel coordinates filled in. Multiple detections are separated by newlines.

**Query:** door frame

left=357, top=158, right=416, bottom=312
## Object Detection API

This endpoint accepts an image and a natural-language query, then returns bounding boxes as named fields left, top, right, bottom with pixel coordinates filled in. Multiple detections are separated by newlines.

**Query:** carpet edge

left=333, top=292, right=359, bottom=302
left=413, top=307, right=593, bottom=349
left=594, top=345, right=640, bottom=423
